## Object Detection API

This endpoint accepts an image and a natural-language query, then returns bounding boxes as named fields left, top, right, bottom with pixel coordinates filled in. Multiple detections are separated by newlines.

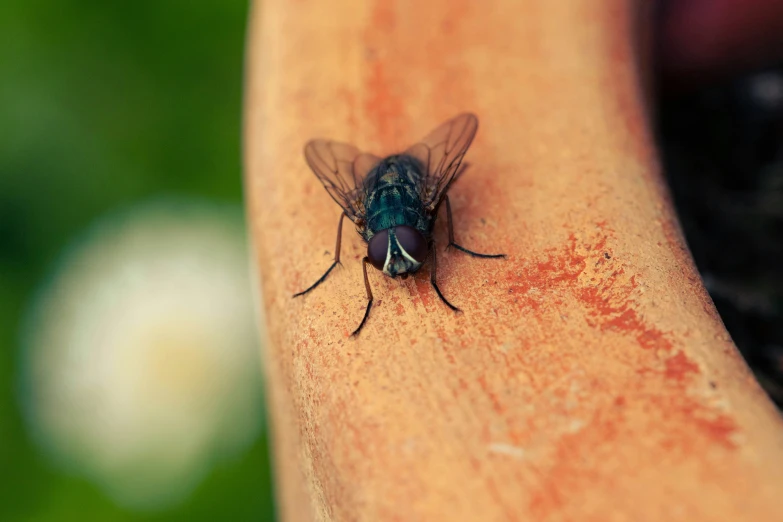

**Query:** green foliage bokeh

left=0, top=1, right=275, bottom=520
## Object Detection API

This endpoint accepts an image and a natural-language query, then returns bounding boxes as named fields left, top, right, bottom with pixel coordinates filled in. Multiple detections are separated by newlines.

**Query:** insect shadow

left=294, top=113, right=505, bottom=336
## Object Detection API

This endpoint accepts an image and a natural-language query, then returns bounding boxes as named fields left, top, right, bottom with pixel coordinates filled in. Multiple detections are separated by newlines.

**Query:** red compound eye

left=394, top=226, right=427, bottom=263
left=367, top=229, right=389, bottom=270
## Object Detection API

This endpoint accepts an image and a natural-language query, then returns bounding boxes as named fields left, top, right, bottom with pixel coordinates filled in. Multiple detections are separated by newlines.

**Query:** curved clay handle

left=244, top=1, right=783, bottom=520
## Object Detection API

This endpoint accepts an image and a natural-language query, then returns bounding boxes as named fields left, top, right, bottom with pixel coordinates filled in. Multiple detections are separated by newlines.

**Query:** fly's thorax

left=364, top=155, right=431, bottom=236
left=367, top=226, right=428, bottom=278
left=364, top=154, right=425, bottom=189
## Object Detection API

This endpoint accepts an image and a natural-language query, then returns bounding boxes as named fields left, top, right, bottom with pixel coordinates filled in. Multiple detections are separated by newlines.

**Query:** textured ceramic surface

left=243, top=1, right=783, bottom=520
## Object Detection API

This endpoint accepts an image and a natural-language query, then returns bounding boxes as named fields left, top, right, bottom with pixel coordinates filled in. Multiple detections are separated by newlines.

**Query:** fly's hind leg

left=443, top=195, right=505, bottom=258
left=293, top=212, right=346, bottom=297
left=428, top=241, right=460, bottom=313
left=351, top=257, right=374, bottom=336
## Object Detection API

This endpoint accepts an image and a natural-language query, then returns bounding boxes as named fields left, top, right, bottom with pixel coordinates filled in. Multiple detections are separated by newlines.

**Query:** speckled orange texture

left=243, top=1, right=783, bottom=521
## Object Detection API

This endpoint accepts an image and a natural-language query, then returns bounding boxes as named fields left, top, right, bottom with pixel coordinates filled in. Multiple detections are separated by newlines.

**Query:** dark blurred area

left=659, top=66, right=783, bottom=406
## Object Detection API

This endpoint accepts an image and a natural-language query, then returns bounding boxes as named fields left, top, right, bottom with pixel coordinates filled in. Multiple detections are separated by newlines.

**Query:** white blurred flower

left=20, top=199, right=263, bottom=509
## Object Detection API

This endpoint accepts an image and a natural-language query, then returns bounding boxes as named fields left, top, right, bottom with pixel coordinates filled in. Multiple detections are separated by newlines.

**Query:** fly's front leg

left=443, top=195, right=505, bottom=258
left=351, top=257, right=374, bottom=336
left=293, top=212, right=346, bottom=297
left=428, top=241, right=460, bottom=313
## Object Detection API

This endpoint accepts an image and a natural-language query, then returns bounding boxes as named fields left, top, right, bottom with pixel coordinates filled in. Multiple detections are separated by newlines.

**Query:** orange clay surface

left=243, top=1, right=783, bottom=521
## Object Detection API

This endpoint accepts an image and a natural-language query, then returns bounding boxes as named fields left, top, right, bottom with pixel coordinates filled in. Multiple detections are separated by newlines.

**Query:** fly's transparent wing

left=304, top=140, right=381, bottom=221
left=403, top=113, right=479, bottom=208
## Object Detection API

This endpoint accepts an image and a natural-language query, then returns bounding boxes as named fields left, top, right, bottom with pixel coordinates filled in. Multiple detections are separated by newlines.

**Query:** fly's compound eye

left=394, top=225, right=428, bottom=263
left=367, top=229, right=389, bottom=270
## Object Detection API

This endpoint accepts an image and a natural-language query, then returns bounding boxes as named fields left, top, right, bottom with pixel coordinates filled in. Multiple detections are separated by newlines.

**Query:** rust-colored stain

left=363, top=2, right=405, bottom=146
left=427, top=0, right=478, bottom=117
left=364, top=60, right=404, bottom=146
left=369, top=0, right=395, bottom=33
left=412, top=273, right=435, bottom=309
left=504, top=223, right=740, bottom=517
left=664, top=350, right=701, bottom=380
left=363, top=0, right=479, bottom=148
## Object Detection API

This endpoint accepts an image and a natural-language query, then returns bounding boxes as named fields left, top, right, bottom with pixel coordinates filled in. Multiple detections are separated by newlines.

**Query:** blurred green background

left=0, top=1, right=276, bottom=520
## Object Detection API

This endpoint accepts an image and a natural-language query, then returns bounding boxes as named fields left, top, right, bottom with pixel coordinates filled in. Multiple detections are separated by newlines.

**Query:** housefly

left=294, top=113, right=504, bottom=336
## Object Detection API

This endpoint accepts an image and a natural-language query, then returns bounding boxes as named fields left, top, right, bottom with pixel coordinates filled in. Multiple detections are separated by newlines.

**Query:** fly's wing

left=403, top=113, right=479, bottom=208
left=304, top=140, right=381, bottom=221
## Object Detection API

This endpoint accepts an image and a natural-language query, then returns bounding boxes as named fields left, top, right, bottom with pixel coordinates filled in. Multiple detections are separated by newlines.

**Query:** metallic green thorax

left=361, top=155, right=431, bottom=241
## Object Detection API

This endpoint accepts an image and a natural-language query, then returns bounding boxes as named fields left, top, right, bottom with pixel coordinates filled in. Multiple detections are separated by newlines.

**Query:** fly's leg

left=351, top=257, right=374, bottom=336
left=444, top=195, right=506, bottom=258
left=429, top=241, right=460, bottom=313
left=293, top=212, right=346, bottom=297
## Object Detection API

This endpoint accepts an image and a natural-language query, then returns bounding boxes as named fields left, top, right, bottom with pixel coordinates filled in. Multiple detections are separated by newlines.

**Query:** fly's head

left=367, top=226, right=428, bottom=279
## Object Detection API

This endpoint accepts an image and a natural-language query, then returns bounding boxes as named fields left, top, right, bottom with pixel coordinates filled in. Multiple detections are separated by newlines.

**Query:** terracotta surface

left=243, top=1, right=783, bottom=520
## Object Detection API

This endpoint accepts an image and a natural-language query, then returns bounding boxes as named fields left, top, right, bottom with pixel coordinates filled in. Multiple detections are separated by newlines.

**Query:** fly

left=294, top=113, right=505, bottom=336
